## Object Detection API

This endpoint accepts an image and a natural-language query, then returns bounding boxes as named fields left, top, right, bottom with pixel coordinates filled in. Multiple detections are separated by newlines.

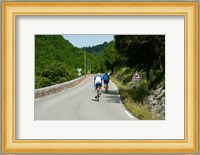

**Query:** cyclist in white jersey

left=94, top=73, right=102, bottom=95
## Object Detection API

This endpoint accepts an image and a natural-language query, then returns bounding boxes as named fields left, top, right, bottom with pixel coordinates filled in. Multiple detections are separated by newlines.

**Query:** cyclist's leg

left=100, top=83, right=102, bottom=95
left=104, top=81, right=108, bottom=91
left=95, top=83, right=98, bottom=98
left=96, top=82, right=100, bottom=93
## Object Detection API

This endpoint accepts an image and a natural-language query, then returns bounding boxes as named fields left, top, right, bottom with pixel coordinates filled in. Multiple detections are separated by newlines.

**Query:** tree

left=103, top=41, right=123, bottom=74
left=114, top=35, right=165, bottom=81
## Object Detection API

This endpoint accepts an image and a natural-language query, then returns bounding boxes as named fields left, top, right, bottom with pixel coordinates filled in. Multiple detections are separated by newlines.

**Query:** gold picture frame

left=2, top=2, right=198, bottom=153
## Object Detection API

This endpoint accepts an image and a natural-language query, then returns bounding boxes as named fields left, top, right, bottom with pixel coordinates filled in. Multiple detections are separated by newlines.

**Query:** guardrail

left=35, top=75, right=87, bottom=98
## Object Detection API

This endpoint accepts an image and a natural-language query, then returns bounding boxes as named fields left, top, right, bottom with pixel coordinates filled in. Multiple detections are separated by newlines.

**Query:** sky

left=62, top=35, right=114, bottom=48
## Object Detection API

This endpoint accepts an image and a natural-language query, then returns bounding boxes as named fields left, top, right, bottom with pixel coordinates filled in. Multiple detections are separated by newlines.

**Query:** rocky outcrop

left=147, top=86, right=165, bottom=119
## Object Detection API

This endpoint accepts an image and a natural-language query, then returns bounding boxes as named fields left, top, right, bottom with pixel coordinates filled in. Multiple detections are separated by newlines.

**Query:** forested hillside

left=81, top=42, right=108, bottom=56
left=35, top=35, right=85, bottom=89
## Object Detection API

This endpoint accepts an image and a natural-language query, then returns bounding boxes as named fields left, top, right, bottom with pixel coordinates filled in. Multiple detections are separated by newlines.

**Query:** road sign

left=77, top=68, right=82, bottom=76
left=77, top=68, right=82, bottom=73
left=132, top=71, right=141, bottom=82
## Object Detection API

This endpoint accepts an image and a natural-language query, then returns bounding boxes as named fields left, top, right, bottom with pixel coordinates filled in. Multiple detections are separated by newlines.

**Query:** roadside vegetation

left=111, top=67, right=164, bottom=120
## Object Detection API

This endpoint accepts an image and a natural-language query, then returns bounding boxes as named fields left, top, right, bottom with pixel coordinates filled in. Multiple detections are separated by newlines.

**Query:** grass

left=111, top=76, right=158, bottom=120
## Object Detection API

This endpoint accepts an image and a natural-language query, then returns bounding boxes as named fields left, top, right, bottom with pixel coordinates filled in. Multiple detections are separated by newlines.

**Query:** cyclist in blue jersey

left=94, top=73, right=103, bottom=98
left=103, top=72, right=110, bottom=92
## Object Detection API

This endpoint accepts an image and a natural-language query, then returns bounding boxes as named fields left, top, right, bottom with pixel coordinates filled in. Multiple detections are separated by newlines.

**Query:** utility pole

left=90, top=61, right=91, bottom=73
left=84, top=51, right=86, bottom=76
left=88, top=59, right=90, bottom=73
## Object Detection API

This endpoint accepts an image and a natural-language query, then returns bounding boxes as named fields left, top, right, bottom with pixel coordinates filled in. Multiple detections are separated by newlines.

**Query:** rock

left=148, top=95, right=154, bottom=101
left=160, top=111, right=165, bottom=116
left=152, top=100, right=158, bottom=105
left=159, top=97, right=165, bottom=106
left=147, top=87, right=165, bottom=119
left=155, top=91, right=165, bottom=100
left=154, top=86, right=163, bottom=96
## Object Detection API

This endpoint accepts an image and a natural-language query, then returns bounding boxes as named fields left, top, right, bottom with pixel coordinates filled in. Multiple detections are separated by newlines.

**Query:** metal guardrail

left=35, top=76, right=86, bottom=98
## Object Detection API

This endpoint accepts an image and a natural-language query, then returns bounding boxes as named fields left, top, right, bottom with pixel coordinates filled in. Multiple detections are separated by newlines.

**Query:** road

left=35, top=75, right=138, bottom=120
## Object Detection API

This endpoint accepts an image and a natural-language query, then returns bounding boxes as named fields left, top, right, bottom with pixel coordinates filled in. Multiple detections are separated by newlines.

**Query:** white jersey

left=94, top=75, right=102, bottom=83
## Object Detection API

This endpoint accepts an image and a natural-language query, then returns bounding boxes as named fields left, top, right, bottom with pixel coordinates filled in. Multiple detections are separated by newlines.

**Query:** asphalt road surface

left=35, top=75, right=138, bottom=120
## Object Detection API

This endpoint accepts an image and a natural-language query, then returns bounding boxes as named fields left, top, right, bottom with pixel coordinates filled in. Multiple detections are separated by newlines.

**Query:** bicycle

left=95, top=86, right=101, bottom=101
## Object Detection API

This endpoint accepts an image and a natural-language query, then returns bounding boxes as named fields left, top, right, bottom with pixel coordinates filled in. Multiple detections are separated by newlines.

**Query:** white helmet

left=97, top=73, right=100, bottom=76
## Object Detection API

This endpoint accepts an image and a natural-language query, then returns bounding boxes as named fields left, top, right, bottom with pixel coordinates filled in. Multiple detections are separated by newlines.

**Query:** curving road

left=35, top=75, right=138, bottom=120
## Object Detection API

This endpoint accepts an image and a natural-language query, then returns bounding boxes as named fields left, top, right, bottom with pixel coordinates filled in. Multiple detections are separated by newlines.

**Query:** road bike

left=95, top=86, right=101, bottom=101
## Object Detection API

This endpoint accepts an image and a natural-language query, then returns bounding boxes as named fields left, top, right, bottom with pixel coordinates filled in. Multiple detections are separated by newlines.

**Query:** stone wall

left=35, top=76, right=87, bottom=98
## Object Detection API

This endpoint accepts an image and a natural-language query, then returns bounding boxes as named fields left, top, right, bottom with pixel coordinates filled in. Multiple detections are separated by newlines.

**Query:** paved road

left=35, top=75, right=138, bottom=120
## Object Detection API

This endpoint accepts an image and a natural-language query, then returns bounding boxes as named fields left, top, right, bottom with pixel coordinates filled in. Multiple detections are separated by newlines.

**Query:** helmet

left=97, top=73, right=100, bottom=76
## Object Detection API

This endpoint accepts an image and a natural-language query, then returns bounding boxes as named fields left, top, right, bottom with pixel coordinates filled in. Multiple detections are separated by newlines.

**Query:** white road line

left=125, top=110, right=134, bottom=118
left=119, top=100, right=123, bottom=105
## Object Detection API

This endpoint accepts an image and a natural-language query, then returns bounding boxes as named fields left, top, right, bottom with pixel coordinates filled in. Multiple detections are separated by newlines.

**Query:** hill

left=35, top=35, right=85, bottom=89
left=81, top=42, right=108, bottom=56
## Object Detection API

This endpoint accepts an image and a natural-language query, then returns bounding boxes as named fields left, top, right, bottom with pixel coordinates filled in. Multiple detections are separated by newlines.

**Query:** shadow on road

left=90, top=90, right=121, bottom=103
left=102, top=90, right=118, bottom=95
left=104, top=96, right=122, bottom=104
left=102, top=89, right=122, bottom=104
left=91, top=99, right=99, bottom=102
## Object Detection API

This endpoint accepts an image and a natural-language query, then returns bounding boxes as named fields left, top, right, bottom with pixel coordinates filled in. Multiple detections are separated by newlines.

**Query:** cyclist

left=94, top=73, right=102, bottom=98
left=103, top=72, right=110, bottom=92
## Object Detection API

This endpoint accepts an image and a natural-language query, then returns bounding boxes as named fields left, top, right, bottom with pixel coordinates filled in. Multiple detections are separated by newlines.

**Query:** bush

left=131, top=81, right=148, bottom=102
left=58, top=77, right=67, bottom=83
left=148, top=70, right=165, bottom=89
left=118, top=67, right=130, bottom=75
left=35, top=61, right=81, bottom=88
left=122, top=72, right=133, bottom=84
left=36, top=76, right=52, bottom=88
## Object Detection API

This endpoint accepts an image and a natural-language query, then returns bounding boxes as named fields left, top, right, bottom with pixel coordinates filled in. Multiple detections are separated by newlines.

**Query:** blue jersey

left=103, top=73, right=109, bottom=82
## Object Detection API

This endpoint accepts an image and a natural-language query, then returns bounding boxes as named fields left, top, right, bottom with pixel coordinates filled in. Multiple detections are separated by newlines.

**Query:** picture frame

left=2, top=2, right=198, bottom=153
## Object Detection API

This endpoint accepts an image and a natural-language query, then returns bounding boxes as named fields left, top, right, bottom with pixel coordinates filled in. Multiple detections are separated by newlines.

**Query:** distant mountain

left=81, top=42, right=109, bottom=56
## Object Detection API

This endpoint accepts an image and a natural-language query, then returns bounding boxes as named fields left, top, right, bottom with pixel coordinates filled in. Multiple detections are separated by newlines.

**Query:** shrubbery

left=112, top=66, right=164, bottom=119
left=35, top=76, right=52, bottom=89
left=131, top=81, right=148, bottom=102
left=36, top=62, right=78, bottom=89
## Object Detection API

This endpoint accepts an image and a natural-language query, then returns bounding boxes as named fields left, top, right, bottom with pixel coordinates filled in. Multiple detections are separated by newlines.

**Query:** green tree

left=103, top=41, right=123, bottom=74
left=114, top=35, right=165, bottom=81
